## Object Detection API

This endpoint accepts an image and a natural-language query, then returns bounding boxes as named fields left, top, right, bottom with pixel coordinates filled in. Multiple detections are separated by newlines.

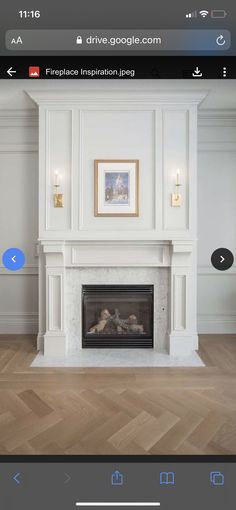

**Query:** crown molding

left=26, top=89, right=208, bottom=106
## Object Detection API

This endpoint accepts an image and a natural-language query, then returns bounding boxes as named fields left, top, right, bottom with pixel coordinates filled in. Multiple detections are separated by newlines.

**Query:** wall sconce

left=171, top=169, right=182, bottom=207
left=53, top=171, right=64, bottom=208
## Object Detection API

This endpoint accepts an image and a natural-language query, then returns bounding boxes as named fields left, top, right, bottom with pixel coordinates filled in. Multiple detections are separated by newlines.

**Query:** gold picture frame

left=94, top=160, right=139, bottom=217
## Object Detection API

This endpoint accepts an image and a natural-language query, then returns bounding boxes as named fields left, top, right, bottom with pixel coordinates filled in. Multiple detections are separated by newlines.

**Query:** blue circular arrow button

left=2, top=248, right=25, bottom=271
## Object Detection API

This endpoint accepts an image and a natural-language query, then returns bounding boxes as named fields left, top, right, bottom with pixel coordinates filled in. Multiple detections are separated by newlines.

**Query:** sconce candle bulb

left=53, top=171, right=64, bottom=208
left=54, top=170, right=59, bottom=187
left=176, top=169, right=180, bottom=186
left=171, top=169, right=182, bottom=207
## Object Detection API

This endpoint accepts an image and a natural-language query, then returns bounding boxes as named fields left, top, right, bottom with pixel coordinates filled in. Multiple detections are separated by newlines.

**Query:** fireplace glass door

left=82, top=285, right=153, bottom=348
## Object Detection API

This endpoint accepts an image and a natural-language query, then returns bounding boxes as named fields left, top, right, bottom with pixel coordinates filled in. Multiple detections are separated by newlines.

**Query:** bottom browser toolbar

left=0, top=458, right=234, bottom=509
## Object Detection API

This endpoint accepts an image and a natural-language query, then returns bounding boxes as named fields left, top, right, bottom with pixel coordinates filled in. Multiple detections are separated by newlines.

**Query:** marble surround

left=66, top=267, right=169, bottom=354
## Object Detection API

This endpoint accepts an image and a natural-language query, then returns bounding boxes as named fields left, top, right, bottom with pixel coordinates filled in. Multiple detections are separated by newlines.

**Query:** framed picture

left=94, top=160, right=139, bottom=217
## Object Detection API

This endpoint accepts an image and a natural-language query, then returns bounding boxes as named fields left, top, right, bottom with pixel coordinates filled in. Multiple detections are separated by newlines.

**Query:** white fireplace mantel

left=38, top=239, right=197, bottom=357
left=27, top=88, right=206, bottom=358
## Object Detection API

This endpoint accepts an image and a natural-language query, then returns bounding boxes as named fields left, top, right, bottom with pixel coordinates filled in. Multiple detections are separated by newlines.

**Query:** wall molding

left=0, top=144, right=38, bottom=153
left=0, top=313, right=38, bottom=334
left=198, top=314, right=236, bottom=334
left=0, top=107, right=236, bottom=127
left=27, top=90, right=207, bottom=106
left=0, top=109, right=38, bottom=127
left=198, top=109, right=236, bottom=127
left=198, top=265, right=236, bottom=275
left=198, top=141, right=236, bottom=152
left=0, top=265, right=38, bottom=275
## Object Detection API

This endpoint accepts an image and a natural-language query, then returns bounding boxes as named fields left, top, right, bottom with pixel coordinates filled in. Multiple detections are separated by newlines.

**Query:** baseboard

left=0, top=315, right=38, bottom=334
left=37, top=333, right=44, bottom=351
left=198, top=318, right=236, bottom=334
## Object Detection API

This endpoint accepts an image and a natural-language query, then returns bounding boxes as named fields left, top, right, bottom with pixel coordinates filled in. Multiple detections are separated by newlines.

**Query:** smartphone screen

left=0, top=1, right=235, bottom=508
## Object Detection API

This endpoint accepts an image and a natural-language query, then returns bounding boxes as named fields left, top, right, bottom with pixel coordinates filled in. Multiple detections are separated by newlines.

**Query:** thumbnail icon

left=210, top=471, right=224, bottom=486
left=29, top=66, right=40, bottom=78
left=111, top=470, right=124, bottom=486
left=160, top=472, right=175, bottom=485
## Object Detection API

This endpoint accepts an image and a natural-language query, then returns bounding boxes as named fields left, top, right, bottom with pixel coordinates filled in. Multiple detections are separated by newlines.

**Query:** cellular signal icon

left=199, top=10, right=209, bottom=17
left=186, top=11, right=197, bottom=18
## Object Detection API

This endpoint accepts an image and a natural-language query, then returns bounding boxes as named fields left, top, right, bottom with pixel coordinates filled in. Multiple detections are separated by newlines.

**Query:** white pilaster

left=168, top=241, right=198, bottom=355
left=43, top=242, right=67, bottom=356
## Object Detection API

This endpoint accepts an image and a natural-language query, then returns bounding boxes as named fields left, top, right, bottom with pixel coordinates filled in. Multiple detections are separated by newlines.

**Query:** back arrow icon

left=220, top=256, right=225, bottom=263
left=12, top=256, right=16, bottom=263
left=7, top=67, right=17, bottom=77
left=13, top=472, right=21, bottom=485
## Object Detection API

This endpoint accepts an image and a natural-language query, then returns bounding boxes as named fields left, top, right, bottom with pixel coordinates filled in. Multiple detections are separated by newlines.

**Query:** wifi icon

left=199, top=10, right=209, bottom=17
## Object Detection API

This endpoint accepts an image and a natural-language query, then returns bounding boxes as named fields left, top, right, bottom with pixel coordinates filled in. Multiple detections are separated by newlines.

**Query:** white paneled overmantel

left=27, top=89, right=207, bottom=240
left=27, top=88, right=207, bottom=358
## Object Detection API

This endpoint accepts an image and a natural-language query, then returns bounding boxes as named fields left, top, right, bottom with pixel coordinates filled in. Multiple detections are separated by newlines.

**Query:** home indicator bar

left=75, top=504, right=161, bottom=507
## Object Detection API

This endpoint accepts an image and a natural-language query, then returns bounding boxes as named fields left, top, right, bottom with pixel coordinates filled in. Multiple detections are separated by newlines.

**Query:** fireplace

left=82, top=285, right=154, bottom=348
left=29, top=89, right=202, bottom=358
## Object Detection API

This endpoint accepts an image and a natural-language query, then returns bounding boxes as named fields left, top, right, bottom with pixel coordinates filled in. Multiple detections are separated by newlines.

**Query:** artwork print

left=94, top=160, right=139, bottom=217
left=104, top=171, right=130, bottom=205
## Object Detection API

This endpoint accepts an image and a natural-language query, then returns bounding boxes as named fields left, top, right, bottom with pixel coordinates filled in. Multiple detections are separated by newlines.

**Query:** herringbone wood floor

left=0, top=335, right=235, bottom=455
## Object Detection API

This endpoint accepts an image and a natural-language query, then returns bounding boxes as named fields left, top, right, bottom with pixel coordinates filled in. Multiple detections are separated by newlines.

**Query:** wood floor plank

left=0, top=334, right=235, bottom=454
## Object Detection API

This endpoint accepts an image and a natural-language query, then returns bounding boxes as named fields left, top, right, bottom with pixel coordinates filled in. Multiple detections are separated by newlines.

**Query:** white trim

left=0, top=314, right=38, bottom=334
left=0, top=144, right=38, bottom=153
left=198, top=314, right=236, bottom=334
left=0, top=265, right=38, bottom=275
left=198, top=265, right=236, bottom=275
left=1, top=107, right=236, bottom=127
left=198, top=142, right=236, bottom=152
left=0, top=109, right=38, bottom=127
left=27, top=90, right=208, bottom=106
left=198, top=109, right=236, bottom=127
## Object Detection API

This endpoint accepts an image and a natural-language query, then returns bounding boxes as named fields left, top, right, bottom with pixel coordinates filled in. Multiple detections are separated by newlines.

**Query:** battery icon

left=211, top=10, right=227, bottom=18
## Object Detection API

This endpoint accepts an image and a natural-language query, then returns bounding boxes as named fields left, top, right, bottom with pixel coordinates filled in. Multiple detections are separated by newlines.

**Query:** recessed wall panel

left=46, top=110, right=72, bottom=231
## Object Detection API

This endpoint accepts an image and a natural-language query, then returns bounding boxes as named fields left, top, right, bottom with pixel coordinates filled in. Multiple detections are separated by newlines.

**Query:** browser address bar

left=5, top=29, right=231, bottom=51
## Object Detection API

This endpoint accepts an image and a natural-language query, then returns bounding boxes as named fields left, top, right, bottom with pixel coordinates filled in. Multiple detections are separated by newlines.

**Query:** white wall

left=0, top=81, right=235, bottom=335
left=0, top=112, right=38, bottom=333
left=197, top=113, right=236, bottom=333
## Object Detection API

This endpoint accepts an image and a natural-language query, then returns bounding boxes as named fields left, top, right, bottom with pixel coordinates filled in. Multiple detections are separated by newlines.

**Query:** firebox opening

left=82, top=285, right=154, bottom=348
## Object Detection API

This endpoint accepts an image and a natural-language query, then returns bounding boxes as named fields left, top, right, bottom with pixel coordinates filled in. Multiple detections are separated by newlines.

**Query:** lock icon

left=76, top=36, right=83, bottom=45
